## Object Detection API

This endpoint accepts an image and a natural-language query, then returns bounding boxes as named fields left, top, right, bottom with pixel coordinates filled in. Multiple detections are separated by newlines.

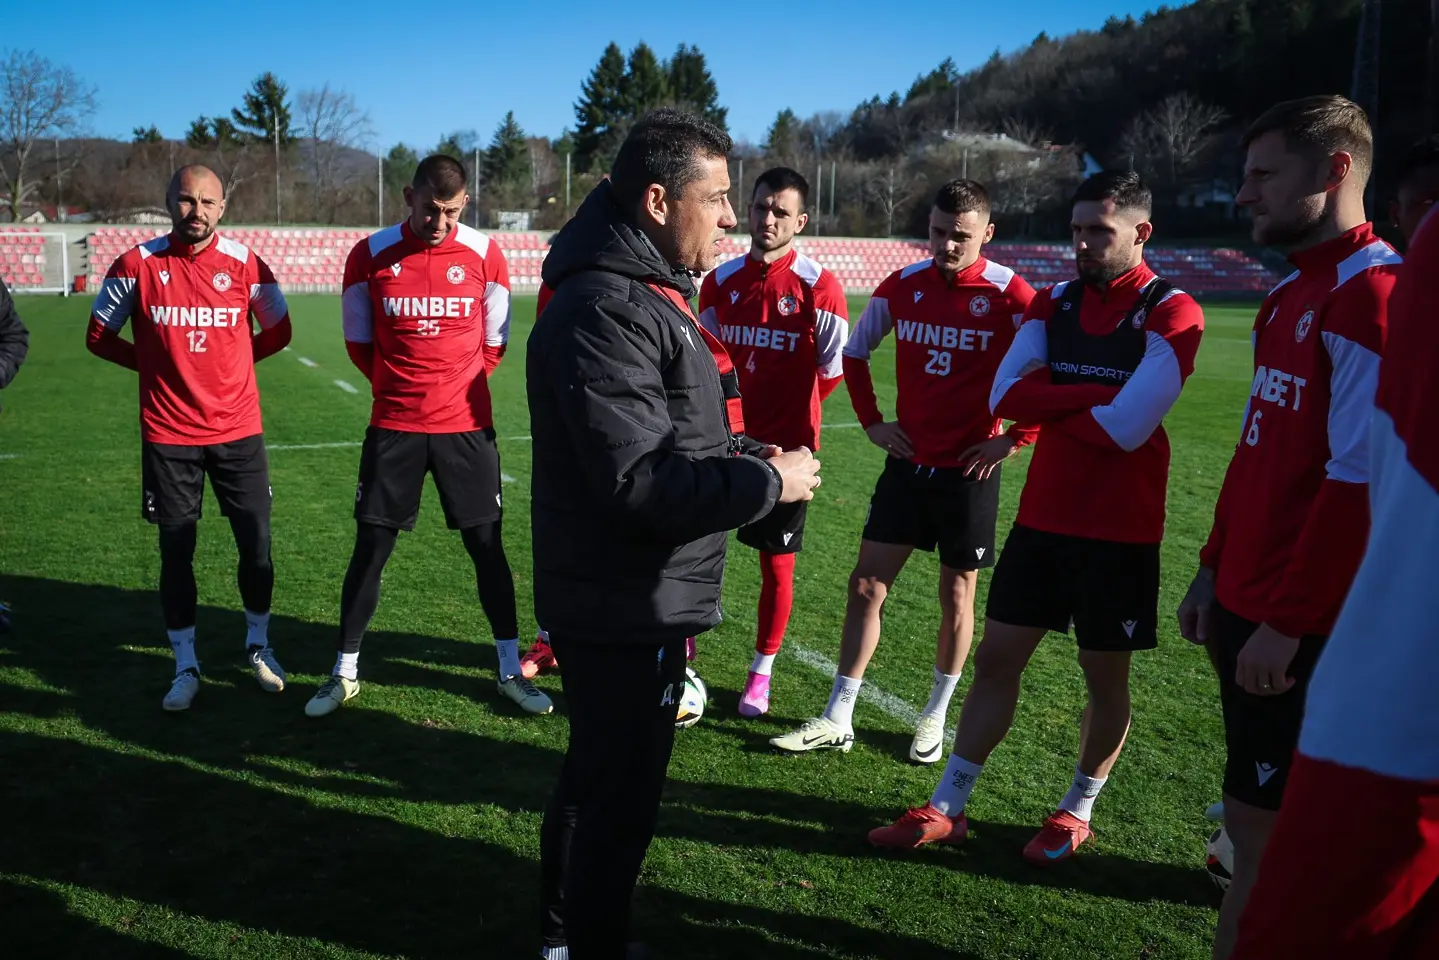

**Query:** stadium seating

left=75, top=226, right=1281, bottom=296
left=0, top=228, right=50, bottom=291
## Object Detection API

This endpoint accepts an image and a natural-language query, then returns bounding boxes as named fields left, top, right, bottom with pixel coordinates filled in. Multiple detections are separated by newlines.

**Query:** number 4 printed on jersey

left=746, top=350, right=757, bottom=374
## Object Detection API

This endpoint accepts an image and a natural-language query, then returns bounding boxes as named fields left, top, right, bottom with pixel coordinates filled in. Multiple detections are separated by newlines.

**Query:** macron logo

left=730, top=290, right=740, bottom=305
left=1122, top=620, right=1138, bottom=637
left=1256, top=762, right=1277, bottom=787
left=782, top=532, right=794, bottom=546
left=390, top=263, right=402, bottom=276
left=975, top=547, right=985, bottom=560
left=913, top=291, right=923, bottom=303
left=158, top=270, right=170, bottom=285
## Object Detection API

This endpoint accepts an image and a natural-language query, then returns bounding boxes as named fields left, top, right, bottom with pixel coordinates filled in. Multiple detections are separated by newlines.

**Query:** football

left=675, top=667, right=707, bottom=729
left=1206, top=826, right=1234, bottom=891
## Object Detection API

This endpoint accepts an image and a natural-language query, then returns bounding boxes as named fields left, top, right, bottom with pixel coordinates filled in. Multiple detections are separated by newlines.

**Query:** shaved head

left=166, top=165, right=226, bottom=249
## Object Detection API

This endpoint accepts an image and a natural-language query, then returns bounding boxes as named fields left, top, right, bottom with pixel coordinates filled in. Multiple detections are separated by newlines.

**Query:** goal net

left=0, top=230, right=72, bottom=295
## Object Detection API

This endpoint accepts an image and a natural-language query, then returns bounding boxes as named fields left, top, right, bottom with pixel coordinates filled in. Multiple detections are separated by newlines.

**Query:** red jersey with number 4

left=1200, top=224, right=1399, bottom=637
left=697, top=250, right=849, bottom=451
left=342, top=221, right=511, bottom=433
left=842, top=257, right=1036, bottom=468
left=87, top=233, right=291, bottom=445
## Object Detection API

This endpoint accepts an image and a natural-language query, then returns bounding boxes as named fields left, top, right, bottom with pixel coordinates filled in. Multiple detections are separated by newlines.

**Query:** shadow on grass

left=0, top=878, right=198, bottom=959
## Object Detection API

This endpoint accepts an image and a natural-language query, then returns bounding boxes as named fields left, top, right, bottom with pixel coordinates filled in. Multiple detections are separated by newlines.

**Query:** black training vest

left=1047, top=276, right=1174, bottom=386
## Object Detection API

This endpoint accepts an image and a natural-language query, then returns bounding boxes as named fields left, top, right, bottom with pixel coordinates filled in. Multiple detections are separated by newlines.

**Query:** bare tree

left=0, top=49, right=97, bottom=221
left=865, top=165, right=924, bottom=236
left=1120, top=93, right=1227, bottom=188
left=295, top=85, right=372, bottom=222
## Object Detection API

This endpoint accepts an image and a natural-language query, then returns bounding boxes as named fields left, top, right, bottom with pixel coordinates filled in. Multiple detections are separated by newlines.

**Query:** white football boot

left=247, top=645, right=286, bottom=693
left=769, top=716, right=854, bottom=753
left=909, top=715, right=945, bottom=764
left=498, top=676, right=553, bottom=715
left=162, top=668, right=201, bottom=712
left=305, top=675, right=360, bottom=717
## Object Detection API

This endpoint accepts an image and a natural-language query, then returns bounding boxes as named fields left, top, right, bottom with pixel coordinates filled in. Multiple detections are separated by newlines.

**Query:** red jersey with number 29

left=697, top=249, right=849, bottom=451
left=342, top=221, right=510, bottom=433
left=843, top=257, right=1037, bottom=468
left=1200, top=224, right=1399, bottom=637
left=87, top=233, right=291, bottom=445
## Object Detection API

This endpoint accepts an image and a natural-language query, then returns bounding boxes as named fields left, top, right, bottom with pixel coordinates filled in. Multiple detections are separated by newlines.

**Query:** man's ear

left=1326, top=151, right=1354, bottom=192
left=1135, top=220, right=1154, bottom=244
left=642, top=183, right=668, bottom=226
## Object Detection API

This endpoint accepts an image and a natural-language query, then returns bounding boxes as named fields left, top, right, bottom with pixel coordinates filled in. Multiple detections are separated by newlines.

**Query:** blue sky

left=14, top=1, right=1164, bottom=151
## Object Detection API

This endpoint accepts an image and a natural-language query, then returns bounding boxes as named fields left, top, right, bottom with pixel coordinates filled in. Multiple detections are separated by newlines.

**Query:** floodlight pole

left=378, top=155, right=384, bottom=227
left=274, top=119, right=281, bottom=226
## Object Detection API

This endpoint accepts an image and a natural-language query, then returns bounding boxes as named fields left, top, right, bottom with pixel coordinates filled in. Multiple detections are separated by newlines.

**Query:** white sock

left=751, top=652, right=776, bottom=675
left=244, top=609, right=270, bottom=649
left=168, top=627, right=198, bottom=674
left=920, top=666, right=961, bottom=724
left=929, top=754, right=984, bottom=816
left=334, top=651, right=359, bottom=681
left=496, top=638, right=521, bottom=681
left=822, top=674, right=862, bottom=728
left=541, top=946, right=568, bottom=960
left=1059, top=767, right=1108, bottom=822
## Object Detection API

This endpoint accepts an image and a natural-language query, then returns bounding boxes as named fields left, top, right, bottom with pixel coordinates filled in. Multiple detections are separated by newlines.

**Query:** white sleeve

left=989, top=318, right=1048, bottom=413
left=1088, top=331, right=1185, bottom=451
left=341, top=282, right=373, bottom=344
left=249, top=282, right=289, bottom=330
left=842, top=297, right=891, bottom=360
left=92, top=276, right=138, bottom=331
left=814, top=307, right=849, bottom=379
left=484, top=281, right=511, bottom=347
left=1321, top=330, right=1381, bottom=483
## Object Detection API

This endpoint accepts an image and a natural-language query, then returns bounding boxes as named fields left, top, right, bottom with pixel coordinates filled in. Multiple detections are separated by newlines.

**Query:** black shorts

left=861, top=456, right=1001, bottom=570
left=985, top=523, right=1160, bottom=652
left=1215, top=603, right=1327, bottom=811
left=141, top=434, right=271, bottom=525
left=738, top=500, right=807, bottom=554
left=354, top=426, right=502, bottom=531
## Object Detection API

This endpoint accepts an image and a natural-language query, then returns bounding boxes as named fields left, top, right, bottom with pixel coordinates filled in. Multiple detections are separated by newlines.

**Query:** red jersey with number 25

left=697, top=249, right=849, bottom=451
left=1200, top=224, right=1399, bottom=637
left=342, top=221, right=511, bottom=433
left=88, top=233, right=291, bottom=445
left=843, top=257, right=1037, bottom=468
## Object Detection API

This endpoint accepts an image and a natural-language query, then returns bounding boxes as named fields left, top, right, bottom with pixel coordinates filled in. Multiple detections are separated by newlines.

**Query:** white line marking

left=788, top=645, right=922, bottom=729
left=502, top=435, right=531, bottom=442
left=268, top=441, right=361, bottom=451
left=501, top=472, right=516, bottom=484
left=296, top=356, right=319, bottom=368
left=332, top=379, right=359, bottom=394
left=0, top=453, right=19, bottom=461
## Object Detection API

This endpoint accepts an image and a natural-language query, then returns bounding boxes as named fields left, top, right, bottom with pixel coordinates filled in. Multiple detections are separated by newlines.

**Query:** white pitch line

left=332, top=379, right=359, bottom=394
left=788, top=644, right=925, bottom=731
left=502, top=435, right=531, bottom=442
left=501, top=472, right=516, bottom=484
left=0, top=453, right=19, bottom=461
left=296, top=356, right=319, bottom=368
left=269, top=441, right=361, bottom=451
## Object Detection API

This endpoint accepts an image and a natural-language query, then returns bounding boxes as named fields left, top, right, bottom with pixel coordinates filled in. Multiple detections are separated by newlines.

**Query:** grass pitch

left=0, top=293, right=1257, bottom=959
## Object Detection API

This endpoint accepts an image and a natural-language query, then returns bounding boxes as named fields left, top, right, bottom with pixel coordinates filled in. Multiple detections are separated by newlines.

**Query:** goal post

left=0, top=230, right=72, bottom=295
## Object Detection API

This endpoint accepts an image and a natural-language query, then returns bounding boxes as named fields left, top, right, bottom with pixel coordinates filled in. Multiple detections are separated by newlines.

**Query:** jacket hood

left=542, top=180, right=697, bottom=300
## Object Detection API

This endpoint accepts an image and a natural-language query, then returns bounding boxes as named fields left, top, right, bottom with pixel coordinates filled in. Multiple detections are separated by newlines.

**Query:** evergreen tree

left=482, top=111, right=529, bottom=193
left=434, top=130, right=478, bottom=163
left=230, top=72, right=293, bottom=146
left=667, top=44, right=727, bottom=129
left=573, top=42, right=626, bottom=172
left=619, top=42, right=669, bottom=119
left=132, top=125, right=163, bottom=144
left=765, top=108, right=800, bottom=159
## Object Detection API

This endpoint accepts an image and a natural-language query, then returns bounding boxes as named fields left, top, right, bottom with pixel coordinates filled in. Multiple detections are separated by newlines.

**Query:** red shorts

left=1232, top=754, right=1439, bottom=959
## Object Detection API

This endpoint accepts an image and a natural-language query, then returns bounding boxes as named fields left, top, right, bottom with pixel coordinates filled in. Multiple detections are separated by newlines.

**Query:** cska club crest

left=1295, top=310, right=1314, bottom=342
left=969, top=295, right=991, bottom=317
left=777, top=295, right=799, bottom=316
left=212, top=272, right=232, bottom=292
left=446, top=265, right=466, bottom=285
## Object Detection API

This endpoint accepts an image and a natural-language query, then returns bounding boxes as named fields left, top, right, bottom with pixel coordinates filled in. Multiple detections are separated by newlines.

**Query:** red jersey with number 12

left=88, top=233, right=291, bottom=445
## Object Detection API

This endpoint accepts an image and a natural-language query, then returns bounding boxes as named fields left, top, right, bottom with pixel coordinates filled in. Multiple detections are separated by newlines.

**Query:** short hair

left=752, top=167, right=810, bottom=210
left=933, top=179, right=990, bottom=217
left=1397, top=135, right=1439, bottom=190
left=412, top=155, right=468, bottom=197
left=1071, top=170, right=1152, bottom=215
left=610, top=108, right=733, bottom=209
left=1241, top=95, right=1374, bottom=183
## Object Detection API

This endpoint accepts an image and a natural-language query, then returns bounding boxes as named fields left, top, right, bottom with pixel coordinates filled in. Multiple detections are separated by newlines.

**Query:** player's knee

left=972, top=636, right=1027, bottom=685
left=231, top=512, right=272, bottom=565
left=939, top=569, right=977, bottom=610
left=849, top=572, right=889, bottom=607
left=158, top=521, right=198, bottom=562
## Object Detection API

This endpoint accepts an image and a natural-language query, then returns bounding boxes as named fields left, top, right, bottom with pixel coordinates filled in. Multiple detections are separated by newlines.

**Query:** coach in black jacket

left=0, top=277, right=29, bottom=414
left=528, top=110, right=821, bottom=960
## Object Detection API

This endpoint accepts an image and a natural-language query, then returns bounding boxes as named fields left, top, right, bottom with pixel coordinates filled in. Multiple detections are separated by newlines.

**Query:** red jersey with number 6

left=697, top=249, right=849, bottom=451
left=842, top=257, right=1037, bottom=468
left=1200, top=224, right=1399, bottom=637
left=87, top=233, right=291, bottom=445
left=342, top=221, right=511, bottom=433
